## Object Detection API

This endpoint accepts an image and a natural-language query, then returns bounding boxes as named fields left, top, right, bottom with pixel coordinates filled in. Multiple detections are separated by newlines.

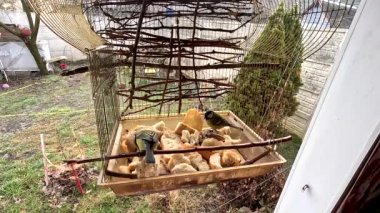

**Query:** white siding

left=285, top=29, right=347, bottom=136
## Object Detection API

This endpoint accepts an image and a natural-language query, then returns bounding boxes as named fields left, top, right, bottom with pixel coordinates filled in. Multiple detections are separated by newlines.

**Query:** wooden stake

left=40, top=134, right=49, bottom=186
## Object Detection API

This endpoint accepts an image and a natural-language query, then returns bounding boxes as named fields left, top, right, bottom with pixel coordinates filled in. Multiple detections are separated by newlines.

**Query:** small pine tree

left=225, top=3, right=303, bottom=137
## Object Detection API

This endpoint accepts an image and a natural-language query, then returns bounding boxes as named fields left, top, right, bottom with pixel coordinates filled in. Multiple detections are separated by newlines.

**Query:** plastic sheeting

left=0, top=41, right=50, bottom=72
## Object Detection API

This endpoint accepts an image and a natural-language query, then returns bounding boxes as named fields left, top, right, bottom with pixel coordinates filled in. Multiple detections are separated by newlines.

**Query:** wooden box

left=98, top=111, right=286, bottom=196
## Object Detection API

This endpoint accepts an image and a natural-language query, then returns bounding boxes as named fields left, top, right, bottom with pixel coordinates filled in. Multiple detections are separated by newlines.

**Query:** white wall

left=0, top=42, right=39, bottom=71
left=276, top=0, right=380, bottom=212
left=0, top=11, right=86, bottom=61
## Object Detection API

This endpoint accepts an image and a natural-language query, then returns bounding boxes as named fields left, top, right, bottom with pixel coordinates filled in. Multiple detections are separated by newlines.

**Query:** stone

left=238, top=206, right=253, bottom=213
left=2, top=153, right=13, bottom=160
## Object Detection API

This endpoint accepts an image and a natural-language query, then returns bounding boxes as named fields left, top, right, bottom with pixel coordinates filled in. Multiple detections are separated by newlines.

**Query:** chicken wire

left=26, top=0, right=358, bottom=164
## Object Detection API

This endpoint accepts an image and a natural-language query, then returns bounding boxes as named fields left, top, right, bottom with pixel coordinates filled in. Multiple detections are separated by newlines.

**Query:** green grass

left=0, top=150, right=52, bottom=212
left=77, top=192, right=143, bottom=213
left=78, top=134, right=99, bottom=158
left=45, top=106, right=73, bottom=114
left=79, top=135, right=98, bottom=146
left=277, top=133, right=302, bottom=168
left=73, top=179, right=153, bottom=213
left=47, top=74, right=60, bottom=82
left=57, top=122, right=74, bottom=139
left=0, top=73, right=155, bottom=212
left=0, top=97, right=37, bottom=115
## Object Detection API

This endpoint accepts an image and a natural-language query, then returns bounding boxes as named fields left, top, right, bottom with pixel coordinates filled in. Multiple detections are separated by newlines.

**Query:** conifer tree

left=226, top=3, right=303, bottom=136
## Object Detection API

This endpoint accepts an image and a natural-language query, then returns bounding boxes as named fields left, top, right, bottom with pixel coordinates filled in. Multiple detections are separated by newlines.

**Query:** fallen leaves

left=42, top=165, right=98, bottom=208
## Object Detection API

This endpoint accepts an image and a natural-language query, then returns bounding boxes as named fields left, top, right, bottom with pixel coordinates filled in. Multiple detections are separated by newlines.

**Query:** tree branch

left=129, top=0, right=148, bottom=109
left=0, top=22, right=21, bottom=37
left=111, top=60, right=279, bottom=71
left=21, top=0, right=35, bottom=30
left=31, top=14, right=40, bottom=42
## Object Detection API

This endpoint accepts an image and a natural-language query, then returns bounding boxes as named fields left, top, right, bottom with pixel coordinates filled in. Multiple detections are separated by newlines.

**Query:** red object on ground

left=70, top=163, right=85, bottom=195
left=20, top=27, right=32, bottom=37
left=60, top=63, right=68, bottom=70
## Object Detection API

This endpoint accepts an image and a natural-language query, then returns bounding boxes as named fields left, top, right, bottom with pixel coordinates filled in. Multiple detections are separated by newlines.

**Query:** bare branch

left=31, top=13, right=40, bottom=42
left=21, top=0, right=34, bottom=30
left=0, top=22, right=21, bottom=37
left=129, top=0, right=148, bottom=109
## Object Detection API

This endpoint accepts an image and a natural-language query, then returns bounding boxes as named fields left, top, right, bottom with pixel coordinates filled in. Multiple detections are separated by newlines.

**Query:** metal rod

left=242, top=150, right=271, bottom=165
left=64, top=135, right=292, bottom=164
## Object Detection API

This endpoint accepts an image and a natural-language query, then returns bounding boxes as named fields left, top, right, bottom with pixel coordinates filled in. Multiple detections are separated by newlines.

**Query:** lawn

left=0, top=73, right=302, bottom=212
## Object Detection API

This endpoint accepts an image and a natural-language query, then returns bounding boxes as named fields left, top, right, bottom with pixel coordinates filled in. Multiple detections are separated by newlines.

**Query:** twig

left=242, top=150, right=271, bottom=165
left=158, top=28, right=174, bottom=114
left=110, top=61, right=279, bottom=71
left=119, top=87, right=230, bottom=100
left=135, top=76, right=228, bottom=82
left=117, top=77, right=234, bottom=92
left=129, top=0, right=148, bottom=109
left=110, top=40, right=242, bottom=50
left=98, top=48, right=244, bottom=57
left=176, top=17, right=183, bottom=113
left=192, top=0, right=202, bottom=106
left=117, top=91, right=229, bottom=103
left=40, top=134, right=49, bottom=186
left=124, top=100, right=173, bottom=116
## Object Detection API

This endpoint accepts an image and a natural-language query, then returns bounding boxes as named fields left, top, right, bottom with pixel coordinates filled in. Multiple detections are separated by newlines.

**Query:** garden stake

left=70, top=163, right=84, bottom=195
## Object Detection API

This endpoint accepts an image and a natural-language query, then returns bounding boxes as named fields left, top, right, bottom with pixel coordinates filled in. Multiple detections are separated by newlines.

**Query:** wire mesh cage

left=27, top=0, right=358, bottom=194
left=80, top=0, right=357, bottom=139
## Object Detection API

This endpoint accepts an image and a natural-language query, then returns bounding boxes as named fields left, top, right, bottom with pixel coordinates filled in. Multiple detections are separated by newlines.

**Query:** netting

left=27, top=0, right=104, bottom=51
left=26, top=0, right=358, bottom=172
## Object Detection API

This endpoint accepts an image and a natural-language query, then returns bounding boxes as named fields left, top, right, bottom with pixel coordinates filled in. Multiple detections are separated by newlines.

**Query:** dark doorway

left=333, top=133, right=380, bottom=212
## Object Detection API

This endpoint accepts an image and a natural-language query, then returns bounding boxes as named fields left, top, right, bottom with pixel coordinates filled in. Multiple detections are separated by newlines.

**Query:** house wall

left=285, top=29, right=348, bottom=136
left=0, top=11, right=87, bottom=62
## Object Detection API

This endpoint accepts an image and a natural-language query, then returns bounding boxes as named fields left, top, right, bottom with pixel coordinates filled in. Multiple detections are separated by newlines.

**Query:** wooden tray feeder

left=98, top=111, right=286, bottom=196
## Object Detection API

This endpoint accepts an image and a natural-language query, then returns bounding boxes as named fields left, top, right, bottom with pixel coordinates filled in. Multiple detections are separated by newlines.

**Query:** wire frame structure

left=27, top=0, right=104, bottom=51
left=27, top=0, right=358, bottom=170
left=89, top=51, right=119, bottom=162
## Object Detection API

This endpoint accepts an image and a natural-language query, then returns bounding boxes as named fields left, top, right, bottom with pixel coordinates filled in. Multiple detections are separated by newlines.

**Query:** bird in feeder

left=204, top=110, right=243, bottom=131
left=134, top=130, right=160, bottom=164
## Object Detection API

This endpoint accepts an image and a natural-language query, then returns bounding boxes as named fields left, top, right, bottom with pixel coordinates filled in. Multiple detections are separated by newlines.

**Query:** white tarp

left=0, top=41, right=50, bottom=72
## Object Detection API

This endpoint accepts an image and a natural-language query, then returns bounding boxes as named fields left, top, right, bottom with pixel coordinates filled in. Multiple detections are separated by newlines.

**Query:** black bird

left=134, top=130, right=160, bottom=164
left=204, top=110, right=243, bottom=131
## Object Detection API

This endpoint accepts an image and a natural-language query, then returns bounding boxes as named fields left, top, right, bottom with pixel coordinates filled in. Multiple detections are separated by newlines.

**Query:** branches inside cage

left=83, top=0, right=358, bottom=152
